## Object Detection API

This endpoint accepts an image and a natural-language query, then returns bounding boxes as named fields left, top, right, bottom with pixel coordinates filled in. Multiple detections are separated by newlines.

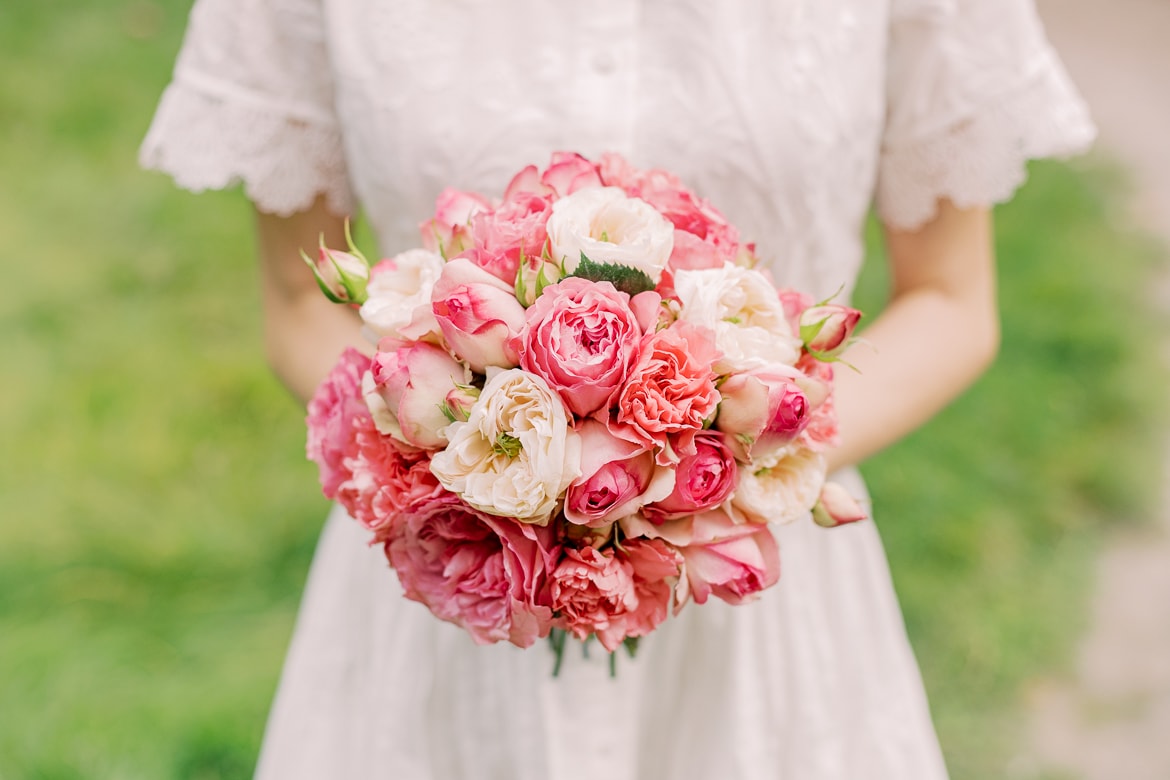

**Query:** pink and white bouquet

left=304, top=152, right=865, bottom=664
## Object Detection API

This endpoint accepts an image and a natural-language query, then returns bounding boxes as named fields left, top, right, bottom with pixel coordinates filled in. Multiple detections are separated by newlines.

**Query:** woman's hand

left=255, top=196, right=370, bottom=404
left=827, top=199, right=1000, bottom=472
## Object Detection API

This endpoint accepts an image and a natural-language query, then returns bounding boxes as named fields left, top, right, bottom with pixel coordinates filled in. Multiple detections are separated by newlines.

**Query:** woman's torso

left=322, top=0, right=891, bottom=297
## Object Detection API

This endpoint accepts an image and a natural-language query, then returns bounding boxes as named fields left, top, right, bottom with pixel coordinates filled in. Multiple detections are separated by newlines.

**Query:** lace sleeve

left=139, top=0, right=355, bottom=217
left=876, top=0, right=1096, bottom=230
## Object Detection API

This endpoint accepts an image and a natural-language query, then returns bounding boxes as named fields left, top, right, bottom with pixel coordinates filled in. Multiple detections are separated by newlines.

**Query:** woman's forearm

left=827, top=201, right=1000, bottom=473
left=255, top=198, right=370, bottom=405
left=827, top=285, right=999, bottom=472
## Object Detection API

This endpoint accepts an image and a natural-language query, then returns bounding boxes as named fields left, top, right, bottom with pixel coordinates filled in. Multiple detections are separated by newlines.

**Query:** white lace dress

left=142, top=1, right=1094, bottom=778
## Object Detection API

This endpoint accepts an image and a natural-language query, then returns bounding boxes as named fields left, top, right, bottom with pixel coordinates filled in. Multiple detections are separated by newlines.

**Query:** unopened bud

left=812, top=482, right=868, bottom=528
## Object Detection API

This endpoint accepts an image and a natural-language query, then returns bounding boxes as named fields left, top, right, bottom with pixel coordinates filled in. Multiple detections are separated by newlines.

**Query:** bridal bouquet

left=304, top=152, right=866, bottom=662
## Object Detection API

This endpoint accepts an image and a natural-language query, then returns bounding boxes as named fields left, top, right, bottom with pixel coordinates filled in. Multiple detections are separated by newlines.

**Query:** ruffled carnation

left=305, top=348, right=371, bottom=498
left=385, top=492, right=558, bottom=647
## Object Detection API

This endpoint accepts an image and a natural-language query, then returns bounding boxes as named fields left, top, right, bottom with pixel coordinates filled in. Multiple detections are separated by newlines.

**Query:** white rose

left=730, top=444, right=826, bottom=525
left=546, top=187, right=674, bottom=284
left=359, top=248, right=445, bottom=342
left=430, top=369, right=582, bottom=524
left=673, top=264, right=802, bottom=372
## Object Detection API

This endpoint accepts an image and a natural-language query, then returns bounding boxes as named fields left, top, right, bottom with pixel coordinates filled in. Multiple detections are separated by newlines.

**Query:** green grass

left=0, top=1, right=1166, bottom=778
left=855, top=162, right=1168, bottom=777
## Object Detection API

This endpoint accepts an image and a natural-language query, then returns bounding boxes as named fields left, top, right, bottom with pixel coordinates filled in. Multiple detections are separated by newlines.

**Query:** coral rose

left=305, top=348, right=371, bottom=499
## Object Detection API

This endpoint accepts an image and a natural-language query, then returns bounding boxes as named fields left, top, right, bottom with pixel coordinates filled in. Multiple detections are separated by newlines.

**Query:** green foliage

left=854, top=159, right=1168, bottom=778
left=566, top=253, right=657, bottom=297
left=0, top=1, right=1165, bottom=778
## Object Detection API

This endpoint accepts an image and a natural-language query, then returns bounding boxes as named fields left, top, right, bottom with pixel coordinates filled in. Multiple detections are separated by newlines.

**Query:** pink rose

left=469, top=193, right=553, bottom=284
left=564, top=420, right=675, bottom=528
left=540, top=151, right=603, bottom=197
left=306, top=348, right=371, bottom=498
left=365, top=341, right=471, bottom=450
left=714, top=368, right=811, bottom=462
left=644, top=430, right=737, bottom=522
left=515, top=278, right=655, bottom=416
left=419, top=188, right=491, bottom=257
left=799, top=303, right=862, bottom=359
left=611, top=321, right=722, bottom=463
left=677, top=506, right=780, bottom=607
left=385, top=492, right=558, bottom=647
left=431, top=257, right=526, bottom=373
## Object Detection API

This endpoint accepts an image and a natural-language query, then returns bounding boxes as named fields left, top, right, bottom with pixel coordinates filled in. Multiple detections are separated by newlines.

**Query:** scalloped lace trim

left=877, top=56, right=1097, bottom=230
left=139, top=80, right=355, bottom=217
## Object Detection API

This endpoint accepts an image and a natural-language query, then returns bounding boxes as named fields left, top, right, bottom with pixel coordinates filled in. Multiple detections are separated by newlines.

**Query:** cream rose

left=731, top=444, right=827, bottom=525
left=672, top=264, right=802, bottom=372
left=545, top=186, right=674, bottom=284
left=430, top=369, right=581, bottom=524
left=359, top=248, right=446, bottom=342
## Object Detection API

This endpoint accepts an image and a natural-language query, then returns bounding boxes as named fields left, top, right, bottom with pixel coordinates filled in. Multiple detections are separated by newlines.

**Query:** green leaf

left=493, top=433, right=522, bottom=459
left=567, top=252, right=655, bottom=297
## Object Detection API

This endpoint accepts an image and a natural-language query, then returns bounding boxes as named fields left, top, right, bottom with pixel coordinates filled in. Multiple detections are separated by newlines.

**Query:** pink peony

left=644, top=430, right=737, bottom=522
left=385, top=492, right=558, bottom=647
left=563, top=420, right=675, bottom=528
left=610, top=321, right=722, bottom=463
left=515, top=278, right=656, bottom=417
left=431, top=257, right=526, bottom=373
left=306, top=348, right=371, bottom=499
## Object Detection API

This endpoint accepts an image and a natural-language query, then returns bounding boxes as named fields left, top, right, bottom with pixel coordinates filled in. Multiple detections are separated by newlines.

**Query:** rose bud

left=811, top=482, right=869, bottom=528
left=302, top=229, right=371, bottom=305
left=442, top=382, right=480, bottom=422
left=513, top=253, right=563, bottom=307
left=799, top=303, right=861, bottom=360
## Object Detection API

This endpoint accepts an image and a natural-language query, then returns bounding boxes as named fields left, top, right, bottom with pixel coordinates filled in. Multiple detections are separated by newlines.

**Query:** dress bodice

left=142, top=0, right=1094, bottom=299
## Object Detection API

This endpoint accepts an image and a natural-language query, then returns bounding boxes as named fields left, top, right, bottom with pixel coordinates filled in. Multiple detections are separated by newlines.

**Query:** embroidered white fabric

left=142, top=78, right=355, bottom=216
left=141, top=1, right=1094, bottom=778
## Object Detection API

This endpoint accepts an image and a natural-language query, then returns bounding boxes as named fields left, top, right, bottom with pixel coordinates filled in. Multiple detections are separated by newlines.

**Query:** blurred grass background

left=0, top=1, right=1166, bottom=778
